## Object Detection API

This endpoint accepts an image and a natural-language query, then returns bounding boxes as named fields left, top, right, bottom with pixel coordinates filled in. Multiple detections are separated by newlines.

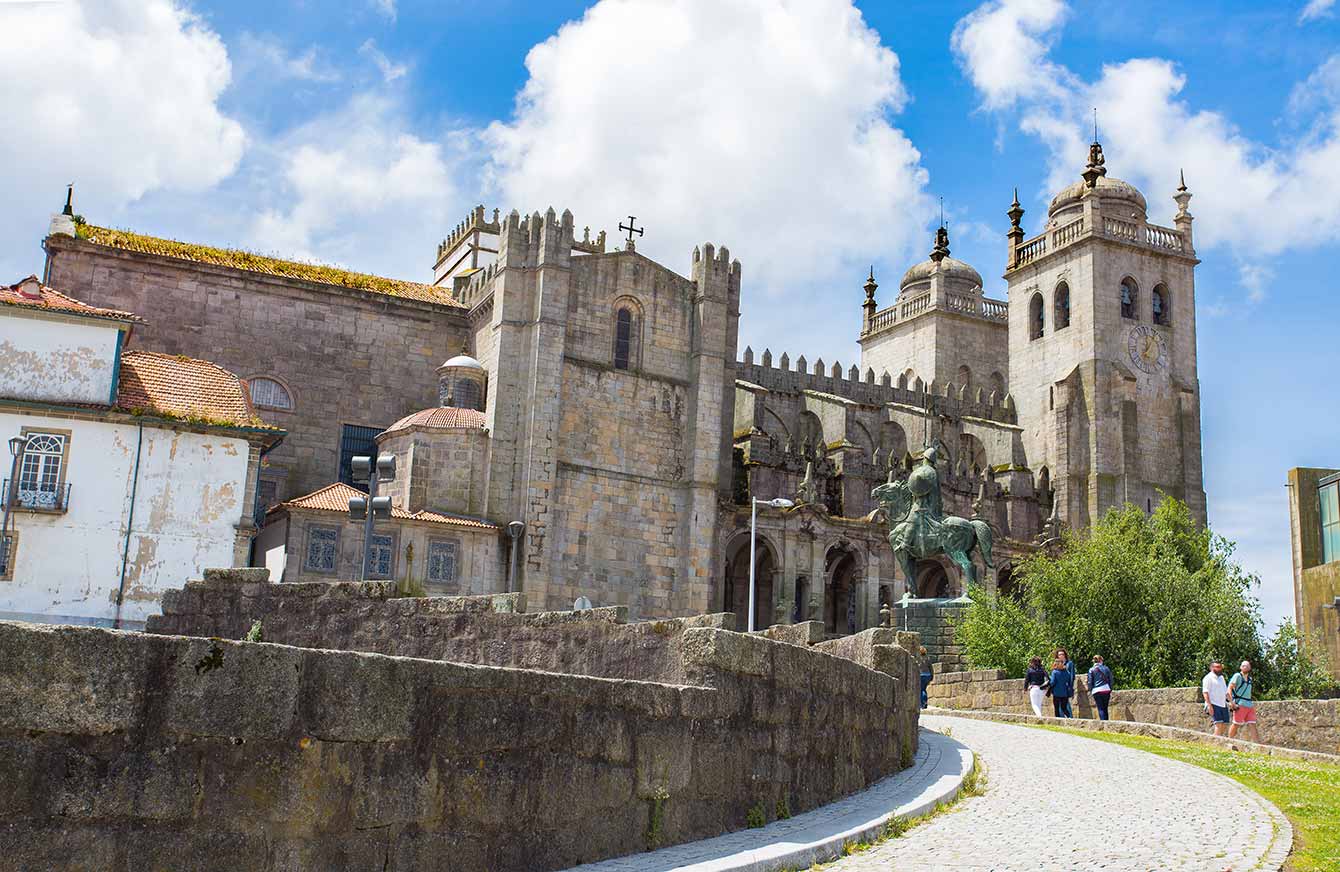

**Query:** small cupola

left=436, top=346, right=487, bottom=411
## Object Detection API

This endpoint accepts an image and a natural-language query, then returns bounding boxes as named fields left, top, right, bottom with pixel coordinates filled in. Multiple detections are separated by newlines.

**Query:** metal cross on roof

left=619, top=216, right=644, bottom=247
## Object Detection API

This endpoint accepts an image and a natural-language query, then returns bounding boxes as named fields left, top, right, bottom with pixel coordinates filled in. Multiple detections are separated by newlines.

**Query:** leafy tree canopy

left=954, top=498, right=1336, bottom=698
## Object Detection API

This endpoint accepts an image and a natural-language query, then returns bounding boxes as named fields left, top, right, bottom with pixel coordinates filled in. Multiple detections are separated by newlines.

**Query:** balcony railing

left=2, top=479, right=72, bottom=513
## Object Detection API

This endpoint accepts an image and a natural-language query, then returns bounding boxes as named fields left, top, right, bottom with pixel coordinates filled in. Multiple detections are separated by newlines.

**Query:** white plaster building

left=0, top=276, right=283, bottom=627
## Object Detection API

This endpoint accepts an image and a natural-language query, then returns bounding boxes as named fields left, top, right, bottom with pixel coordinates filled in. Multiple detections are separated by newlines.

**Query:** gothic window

left=249, top=377, right=293, bottom=410
left=366, top=532, right=397, bottom=580
left=990, top=371, right=1006, bottom=401
left=1029, top=293, right=1044, bottom=340
left=304, top=525, right=340, bottom=574
left=1120, top=277, right=1138, bottom=320
left=1054, top=282, right=1071, bottom=330
left=427, top=538, right=460, bottom=587
left=1152, top=284, right=1169, bottom=325
left=16, top=431, right=69, bottom=510
left=612, top=300, right=643, bottom=370
left=957, top=365, right=972, bottom=394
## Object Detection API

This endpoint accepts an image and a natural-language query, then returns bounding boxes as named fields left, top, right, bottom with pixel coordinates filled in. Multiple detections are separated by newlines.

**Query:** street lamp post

left=1, top=436, right=25, bottom=576
left=749, top=496, right=794, bottom=632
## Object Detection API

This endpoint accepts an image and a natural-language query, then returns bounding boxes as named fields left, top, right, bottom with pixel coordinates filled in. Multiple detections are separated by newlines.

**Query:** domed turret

left=1047, top=140, right=1147, bottom=224
left=436, top=346, right=487, bottom=411
left=899, top=225, right=982, bottom=294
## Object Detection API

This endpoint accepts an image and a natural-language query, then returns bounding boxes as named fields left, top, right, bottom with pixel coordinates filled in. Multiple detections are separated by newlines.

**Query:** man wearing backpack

left=1227, top=660, right=1259, bottom=744
left=1087, top=655, right=1115, bottom=721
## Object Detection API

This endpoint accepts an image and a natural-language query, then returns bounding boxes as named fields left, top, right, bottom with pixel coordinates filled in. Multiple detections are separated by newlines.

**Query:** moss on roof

left=75, top=224, right=463, bottom=307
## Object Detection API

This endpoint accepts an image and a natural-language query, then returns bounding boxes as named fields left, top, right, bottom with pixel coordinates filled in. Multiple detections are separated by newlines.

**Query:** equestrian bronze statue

left=871, top=445, right=993, bottom=590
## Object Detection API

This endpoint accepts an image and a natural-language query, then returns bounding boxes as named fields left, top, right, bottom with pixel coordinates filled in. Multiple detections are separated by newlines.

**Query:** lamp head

left=7, top=436, right=24, bottom=457
left=767, top=498, right=795, bottom=509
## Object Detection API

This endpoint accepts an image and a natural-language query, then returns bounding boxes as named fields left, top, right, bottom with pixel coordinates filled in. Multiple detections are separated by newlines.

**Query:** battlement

left=691, top=241, right=742, bottom=294
left=436, top=204, right=502, bottom=262
left=737, top=346, right=1017, bottom=425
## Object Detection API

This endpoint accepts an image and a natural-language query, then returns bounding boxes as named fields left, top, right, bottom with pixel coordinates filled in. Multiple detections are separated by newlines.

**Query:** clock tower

left=1004, top=142, right=1206, bottom=529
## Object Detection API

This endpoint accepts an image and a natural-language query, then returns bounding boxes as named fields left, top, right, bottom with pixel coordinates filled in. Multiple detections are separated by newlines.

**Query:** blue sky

left=3, top=0, right=1338, bottom=635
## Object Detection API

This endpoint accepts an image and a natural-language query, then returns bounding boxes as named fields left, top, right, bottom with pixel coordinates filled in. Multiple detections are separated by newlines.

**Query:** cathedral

left=42, top=140, right=1205, bottom=639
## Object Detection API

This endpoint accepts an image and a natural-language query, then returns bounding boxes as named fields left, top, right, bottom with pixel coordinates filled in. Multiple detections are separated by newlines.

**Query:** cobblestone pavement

left=827, top=715, right=1291, bottom=872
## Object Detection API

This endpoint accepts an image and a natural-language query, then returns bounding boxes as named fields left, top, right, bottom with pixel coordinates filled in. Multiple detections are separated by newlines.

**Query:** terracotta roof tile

left=278, top=482, right=497, bottom=530
left=1, top=275, right=143, bottom=323
left=116, top=350, right=274, bottom=429
left=75, top=225, right=465, bottom=309
left=383, top=406, right=487, bottom=435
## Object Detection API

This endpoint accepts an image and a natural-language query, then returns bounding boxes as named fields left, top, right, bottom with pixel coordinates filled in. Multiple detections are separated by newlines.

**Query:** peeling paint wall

left=0, top=316, right=121, bottom=405
left=0, top=412, right=251, bottom=624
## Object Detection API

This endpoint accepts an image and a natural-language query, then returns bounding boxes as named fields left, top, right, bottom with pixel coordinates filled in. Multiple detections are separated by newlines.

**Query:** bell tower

left=1005, top=143, right=1206, bottom=529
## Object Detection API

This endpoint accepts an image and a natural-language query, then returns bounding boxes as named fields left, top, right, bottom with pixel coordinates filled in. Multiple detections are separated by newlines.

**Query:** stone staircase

left=896, top=599, right=969, bottom=673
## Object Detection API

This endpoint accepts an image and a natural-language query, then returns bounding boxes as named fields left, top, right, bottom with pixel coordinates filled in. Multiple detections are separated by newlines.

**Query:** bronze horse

left=872, top=445, right=993, bottom=593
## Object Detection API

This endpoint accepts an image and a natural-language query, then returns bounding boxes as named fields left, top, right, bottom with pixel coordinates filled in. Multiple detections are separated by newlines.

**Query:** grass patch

left=794, top=752, right=987, bottom=871
left=1036, top=725, right=1340, bottom=872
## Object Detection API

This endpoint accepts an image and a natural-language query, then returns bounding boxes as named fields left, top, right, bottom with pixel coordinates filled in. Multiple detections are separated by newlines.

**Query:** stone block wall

left=146, top=580, right=729, bottom=685
left=0, top=616, right=908, bottom=872
left=813, top=627, right=922, bottom=752
left=898, top=601, right=969, bottom=671
left=928, top=668, right=1340, bottom=755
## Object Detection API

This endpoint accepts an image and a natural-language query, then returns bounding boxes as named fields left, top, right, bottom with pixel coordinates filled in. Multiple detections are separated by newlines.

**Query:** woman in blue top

left=1047, top=656, right=1075, bottom=718
left=1056, top=647, right=1077, bottom=693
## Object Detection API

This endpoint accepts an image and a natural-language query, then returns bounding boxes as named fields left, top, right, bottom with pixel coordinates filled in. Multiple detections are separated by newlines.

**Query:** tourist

left=1088, top=655, right=1115, bottom=721
left=1056, top=647, right=1077, bottom=693
left=1227, top=660, right=1259, bottom=743
left=1024, top=656, right=1050, bottom=716
left=918, top=645, right=933, bottom=709
left=1201, top=660, right=1230, bottom=736
left=1047, top=656, right=1074, bottom=717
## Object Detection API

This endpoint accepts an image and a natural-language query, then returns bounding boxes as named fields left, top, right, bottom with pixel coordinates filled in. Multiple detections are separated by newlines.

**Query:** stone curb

left=563, top=728, right=974, bottom=872
left=925, top=707, right=1340, bottom=764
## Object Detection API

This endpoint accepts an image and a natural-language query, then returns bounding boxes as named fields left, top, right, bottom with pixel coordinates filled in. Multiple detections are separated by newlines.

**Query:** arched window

left=1152, top=284, right=1169, bottom=325
left=1054, top=282, right=1070, bottom=330
left=989, top=371, right=1006, bottom=400
left=957, top=365, right=972, bottom=394
left=1120, top=277, right=1138, bottom=320
left=249, top=377, right=292, bottom=410
left=612, top=299, right=642, bottom=371
left=1029, top=293, right=1044, bottom=340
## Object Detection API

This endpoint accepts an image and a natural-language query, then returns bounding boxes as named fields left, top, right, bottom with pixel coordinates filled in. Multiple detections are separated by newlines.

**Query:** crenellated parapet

left=737, top=346, right=1017, bottom=425
left=436, top=204, right=502, bottom=263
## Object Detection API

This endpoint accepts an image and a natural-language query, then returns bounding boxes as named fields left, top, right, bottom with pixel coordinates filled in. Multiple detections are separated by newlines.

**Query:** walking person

left=1024, top=656, right=1050, bottom=717
left=1056, top=647, right=1077, bottom=695
left=1087, top=654, right=1115, bottom=721
left=1047, top=656, right=1074, bottom=718
left=1227, top=660, right=1260, bottom=743
left=1201, top=660, right=1230, bottom=736
left=918, top=645, right=933, bottom=710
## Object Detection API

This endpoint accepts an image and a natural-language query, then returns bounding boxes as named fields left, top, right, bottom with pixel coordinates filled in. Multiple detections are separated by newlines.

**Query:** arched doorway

left=825, top=545, right=862, bottom=635
left=996, top=565, right=1018, bottom=600
left=914, top=559, right=953, bottom=598
left=723, top=533, right=778, bottom=631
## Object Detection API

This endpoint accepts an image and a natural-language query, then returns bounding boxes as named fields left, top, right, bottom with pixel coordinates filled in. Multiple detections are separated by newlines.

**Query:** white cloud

left=359, top=38, right=407, bottom=83
left=248, top=95, right=464, bottom=280
left=484, top=0, right=932, bottom=320
left=953, top=1, right=1340, bottom=303
left=370, top=0, right=397, bottom=22
left=236, top=32, right=340, bottom=83
left=0, top=0, right=244, bottom=276
left=1300, top=0, right=1336, bottom=23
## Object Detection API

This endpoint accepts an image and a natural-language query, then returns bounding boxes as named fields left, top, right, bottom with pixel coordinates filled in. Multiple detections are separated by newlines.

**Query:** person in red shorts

left=1227, top=660, right=1259, bottom=744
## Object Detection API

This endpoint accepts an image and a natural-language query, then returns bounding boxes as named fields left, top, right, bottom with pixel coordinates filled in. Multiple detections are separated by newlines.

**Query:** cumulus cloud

left=0, top=0, right=244, bottom=276
left=248, top=95, right=464, bottom=279
left=953, top=0, right=1340, bottom=301
left=370, top=0, right=397, bottom=22
left=1299, top=0, right=1336, bottom=23
left=484, top=0, right=932, bottom=312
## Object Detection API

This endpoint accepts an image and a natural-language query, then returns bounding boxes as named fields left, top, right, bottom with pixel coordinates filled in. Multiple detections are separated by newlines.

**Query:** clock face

left=1127, top=325, right=1168, bottom=374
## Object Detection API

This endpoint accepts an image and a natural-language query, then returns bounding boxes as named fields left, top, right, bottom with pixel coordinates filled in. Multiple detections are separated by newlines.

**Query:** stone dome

left=382, top=406, right=486, bottom=437
left=1048, top=175, right=1148, bottom=217
left=900, top=256, right=983, bottom=291
left=440, top=352, right=484, bottom=371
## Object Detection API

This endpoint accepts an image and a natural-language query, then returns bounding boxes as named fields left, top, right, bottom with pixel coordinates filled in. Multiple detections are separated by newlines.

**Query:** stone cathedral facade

left=41, top=141, right=1205, bottom=635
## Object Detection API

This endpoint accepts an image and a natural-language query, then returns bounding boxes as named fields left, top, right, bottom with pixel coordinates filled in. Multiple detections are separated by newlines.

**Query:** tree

left=955, top=498, right=1265, bottom=688
left=1256, top=620, right=1338, bottom=700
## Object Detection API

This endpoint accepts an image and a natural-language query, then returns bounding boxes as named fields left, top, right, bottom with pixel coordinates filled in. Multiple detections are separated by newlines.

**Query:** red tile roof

left=278, top=482, right=497, bottom=530
left=75, top=225, right=465, bottom=309
left=383, top=406, right=487, bottom=435
left=116, top=350, right=273, bottom=429
left=1, top=275, right=143, bottom=323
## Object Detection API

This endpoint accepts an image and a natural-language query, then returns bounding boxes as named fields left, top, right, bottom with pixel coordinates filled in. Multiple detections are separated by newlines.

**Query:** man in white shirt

left=1201, top=660, right=1230, bottom=736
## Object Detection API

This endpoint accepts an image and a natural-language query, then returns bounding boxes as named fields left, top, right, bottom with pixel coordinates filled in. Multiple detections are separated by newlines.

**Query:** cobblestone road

left=826, top=715, right=1290, bottom=872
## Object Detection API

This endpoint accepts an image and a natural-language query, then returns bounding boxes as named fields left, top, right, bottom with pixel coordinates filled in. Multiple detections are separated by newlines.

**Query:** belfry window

left=614, top=309, right=632, bottom=369
left=1029, top=293, right=1044, bottom=340
left=1120, top=278, right=1138, bottom=320
left=1152, top=284, right=1169, bottom=325
left=1054, top=282, right=1070, bottom=330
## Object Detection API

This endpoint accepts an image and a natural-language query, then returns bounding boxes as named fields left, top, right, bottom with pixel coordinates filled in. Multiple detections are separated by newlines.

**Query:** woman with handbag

left=1024, top=656, right=1050, bottom=716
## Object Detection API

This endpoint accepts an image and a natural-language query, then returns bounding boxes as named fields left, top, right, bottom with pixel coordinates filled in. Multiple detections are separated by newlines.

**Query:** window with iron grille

left=427, top=538, right=460, bottom=586
left=249, top=377, right=293, bottom=410
left=367, top=532, right=397, bottom=580
left=0, top=531, right=16, bottom=581
left=18, top=432, right=67, bottom=509
left=338, top=424, right=384, bottom=485
left=304, top=525, right=340, bottom=574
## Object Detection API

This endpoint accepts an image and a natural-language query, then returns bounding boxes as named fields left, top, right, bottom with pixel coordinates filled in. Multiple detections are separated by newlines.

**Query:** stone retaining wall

left=1, top=612, right=913, bottom=871
left=146, top=575, right=730, bottom=685
left=928, top=669, right=1340, bottom=755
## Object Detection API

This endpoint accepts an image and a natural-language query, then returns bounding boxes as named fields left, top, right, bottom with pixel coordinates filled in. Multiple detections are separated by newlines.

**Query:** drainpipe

left=114, top=422, right=145, bottom=629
